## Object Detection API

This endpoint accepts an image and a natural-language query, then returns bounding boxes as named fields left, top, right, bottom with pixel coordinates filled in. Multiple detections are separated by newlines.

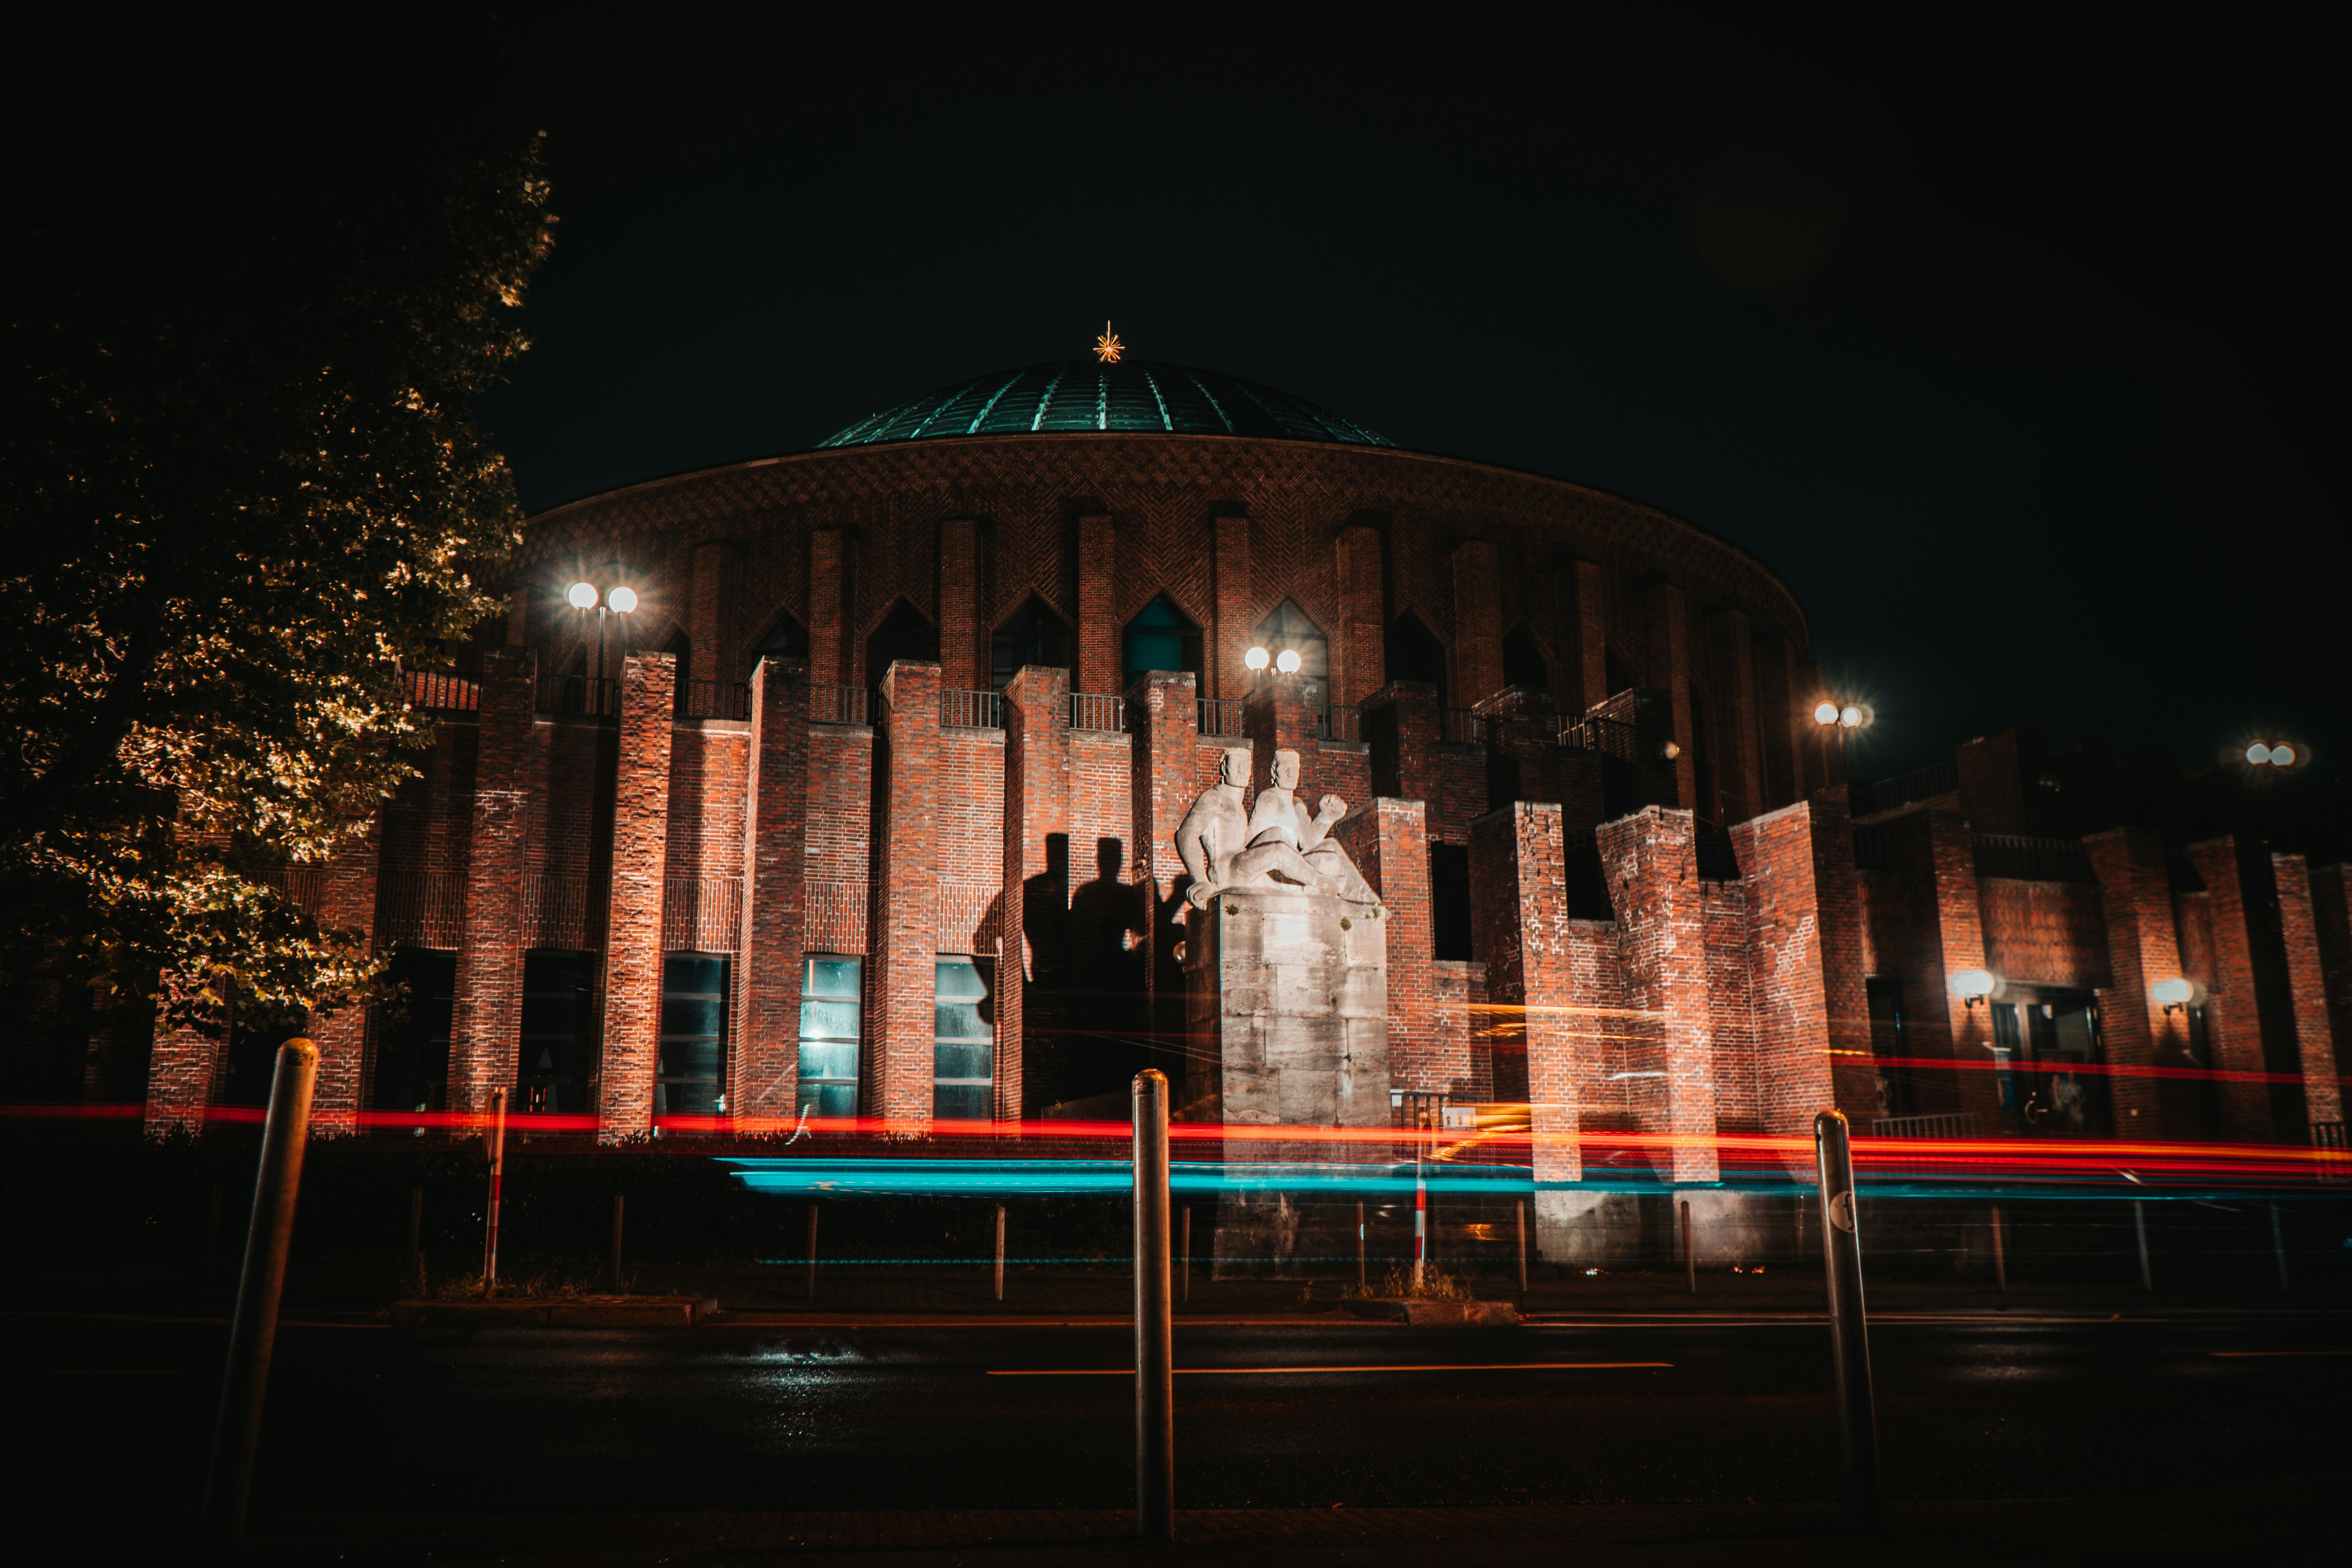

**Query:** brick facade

left=597, top=652, right=675, bottom=1141
left=450, top=648, right=535, bottom=1119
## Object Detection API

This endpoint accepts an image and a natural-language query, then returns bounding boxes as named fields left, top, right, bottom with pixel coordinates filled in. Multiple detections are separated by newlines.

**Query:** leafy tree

left=2, top=89, right=554, bottom=1059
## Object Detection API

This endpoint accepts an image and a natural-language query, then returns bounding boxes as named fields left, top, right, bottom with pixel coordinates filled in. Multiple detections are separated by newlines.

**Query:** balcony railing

left=808, top=684, right=868, bottom=725
left=675, top=680, right=751, bottom=721
left=1973, top=833, right=2097, bottom=884
left=1852, top=757, right=1960, bottom=816
left=1440, top=708, right=1485, bottom=745
left=1869, top=1111, right=1989, bottom=1140
left=1197, top=697, right=1244, bottom=737
left=537, top=674, right=619, bottom=718
left=1318, top=703, right=1361, bottom=742
left=406, top=670, right=481, bottom=713
left=1069, top=692, right=1127, bottom=733
left=942, top=689, right=1003, bottom=728
left=1558, top=714, right=1637, bottom=763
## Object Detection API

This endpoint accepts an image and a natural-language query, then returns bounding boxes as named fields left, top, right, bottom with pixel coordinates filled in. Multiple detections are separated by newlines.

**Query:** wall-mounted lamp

left=1661, top=740, right=1682, bottom=761
left=1951, top=967, right=1999, bottom=1009
left=2151, top=976, right=2195, bottom=1016
left=1244, top=646, right=1270, bottom=671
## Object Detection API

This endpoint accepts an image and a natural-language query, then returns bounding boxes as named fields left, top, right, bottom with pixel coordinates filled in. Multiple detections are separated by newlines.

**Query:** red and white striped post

left=483, top=1087, right=507, bottom=1290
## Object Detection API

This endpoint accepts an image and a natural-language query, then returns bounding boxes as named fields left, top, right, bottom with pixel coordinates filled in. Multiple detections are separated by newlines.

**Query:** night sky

left=475, top=21, right=2340, bottom=784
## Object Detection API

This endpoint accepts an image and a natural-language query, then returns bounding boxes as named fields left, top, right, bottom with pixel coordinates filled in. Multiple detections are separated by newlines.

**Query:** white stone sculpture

left=1174, top=746, right=1377, bottom=908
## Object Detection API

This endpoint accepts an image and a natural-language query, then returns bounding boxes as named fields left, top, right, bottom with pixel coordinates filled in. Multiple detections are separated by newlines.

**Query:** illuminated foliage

left=2, top=95, right=555, bottom=1038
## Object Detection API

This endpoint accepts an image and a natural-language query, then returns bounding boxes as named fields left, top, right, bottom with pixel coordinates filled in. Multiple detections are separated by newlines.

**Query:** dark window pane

left=934, top=1002, right=990, bottom=1040
left=797, top=1041, right=858, bottom=1082
left=799, top=999, right=860, bottom=1040
left=934, top=1083, right=992, bottom=1121
left=934, top=1041, right=993, bottom=1083
left=805, top=956, right=862, bottom=998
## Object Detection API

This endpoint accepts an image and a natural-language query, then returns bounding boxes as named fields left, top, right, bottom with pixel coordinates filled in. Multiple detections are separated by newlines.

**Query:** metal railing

left=675, top=680, right=751, bottom=721
left=1869, top=1111, right=1988, bottom=1140
left=942, top=689, right=1003, bottom=728
left=1069, top=692, right=1127, bottom=733
left=1318, top=703, right=1361, bottom=742
left=2313, top=1121, right=2350, bottom=1181
left=1974, top=833, right=2097, bottom=884
left=406, top=670, right=481, bottom=713
left=1559, top=714, right=1637, bottom=763
left=808, top=685, right=868, bottom=725
left=1441, top=708, right=1485, bottom=745
left=1852, top=757, right=1960, bottom=816
left=1196, top=698, right=1244, bottom=737
left=537, top=674, right=620, bottom=718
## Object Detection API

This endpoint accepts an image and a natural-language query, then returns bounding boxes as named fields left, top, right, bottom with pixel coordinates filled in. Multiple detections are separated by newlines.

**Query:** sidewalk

left=20, top=1483, right=2337, bottom=1565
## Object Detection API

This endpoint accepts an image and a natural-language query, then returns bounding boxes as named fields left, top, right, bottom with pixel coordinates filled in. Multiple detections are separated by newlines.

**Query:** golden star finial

left=1094, top=321, right=1123, bottom=363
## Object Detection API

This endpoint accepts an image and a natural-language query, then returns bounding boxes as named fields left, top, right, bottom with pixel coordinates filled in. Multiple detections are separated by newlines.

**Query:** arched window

left=662, top=626, right=692, bottom=687
left=1122, top=595, right=1202, bottom=689
left=866, top=599, right=938, bottom=688
left=753, top=611, right=809, bottom=663
left=992, top=594, right=1073, bottom=691
left=1502, top=622, right=1548, bottom=694
left=1384, top=612, right=1446, bottom=707
left=1253, top=599, right=1328, bottom=683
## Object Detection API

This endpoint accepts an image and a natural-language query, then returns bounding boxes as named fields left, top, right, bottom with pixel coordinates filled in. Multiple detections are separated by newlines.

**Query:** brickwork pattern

left=808, top=530, right=845, bottom=686
left=2312, top=865, right=2352, bottom=1082
left=1334, top=798, right=1438, bottom=1093
left=1469, top=803, right=1582, bottom=1183
left=2081, top=829, right=2178, bottom=1134
left=2184, top=838, right=2292, bottom=1141
left=1212, top=513, right=1250, bottom=702
left=999, top=665, right=1071, bottom=1120
left=450, top=649, right=536, bottom=1117
left=1129, top=671, right=1201, bottom=1069
left=870, top=661, right=942, bottom=1126
left=1334, top=524, right=1384, bottom=707
left=1596, top=808, right=1719, bottom=1183
left=1730, top=801, right=1865, bottom=1150
left=1077, top=514, right=1116, bottom=696
left=2271, top=854, right=2343, bottom=1126
left=1884, top=810, right=1998, bottom=1122
left=306, top=820, right=383, bottom=1131
left=598, top=653, right=676, bottom=1140
left=937, top=517, right=980, bottom=691
left=1978, top=880, right=2112, bottom=989
left=1641, top=582, right=1697, bottom=811
left=733, top=658, right=809, bottom=1124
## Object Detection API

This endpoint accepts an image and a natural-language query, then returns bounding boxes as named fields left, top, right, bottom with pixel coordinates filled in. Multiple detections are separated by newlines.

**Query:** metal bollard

left=1813, top=1110, right=1880, bottom=1533
left=806, top=1203, right=820, bottom=1301
left=482, top=1088, right=507, bottom=1290
left=2270, top=1203, right=2289, bottom=1293
left=995, top=1202, right=1007, bottom=1303
left=2133, top=1201, right=2153, bottom=1291
left=1517, top=1199, right=1529, bottom=1294
left=1990, top=1204, right=2007, bottom=1292
left=612, top=1194, right=626, bottom=1294
left=1133, top=1069, right=1174, bottom=1541
left=1682, top=1199, right=1695, bottom=1294
left=201, top=1038, right=319, bottom=1544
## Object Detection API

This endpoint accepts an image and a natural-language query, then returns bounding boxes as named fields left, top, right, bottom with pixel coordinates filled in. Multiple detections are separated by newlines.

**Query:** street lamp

left=2245, top=741, right=2297, bottom=768
left=1275, top=648, right=1301, bottom=675
left=567, top=576, right=639, bottom=687
left=1244, top=646, right=1270, bottom=671
left=1812, top=695, right=1870, bottom=786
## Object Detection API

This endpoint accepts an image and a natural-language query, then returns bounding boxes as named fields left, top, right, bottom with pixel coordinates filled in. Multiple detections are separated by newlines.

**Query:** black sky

left=189, top=20, right=2352, bottom=780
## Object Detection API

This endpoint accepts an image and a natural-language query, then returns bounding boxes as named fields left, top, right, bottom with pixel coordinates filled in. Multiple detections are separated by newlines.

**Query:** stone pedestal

left=1183, top=886, right=1390, bottom=1273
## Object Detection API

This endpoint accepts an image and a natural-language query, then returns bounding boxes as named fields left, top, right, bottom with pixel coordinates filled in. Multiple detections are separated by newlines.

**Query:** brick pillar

left=1450, top=539, right=1503, bottom=707
left=869, top=660, right=942, bottom=1128
left=2273, top=853, right=2343, bottom=1128
left=938, top=517, right=980, bottom=692
left=306, top=820, right=383, bottom=1134
left=1469, top=802, right=1580, bottom=1182
left=1212, top=514, right=1250, bottom=700
left=731, top=655, right=809, bottom=1126
left=144, top=1025, right=221, bottom=1135
left=1334, top=798, right=1436, bottom=1093
left=1753, top=633, right=1801, bottom=812
left=688, top=539, right=730, bottom=686
left=809, top=528, right=846, bottom=687
left=1595, top=807, right=1719, bottom=1183
left=1244, top=671, right=1319, bottom=800
left=1365, top=681, right=1441, bottom=809
left=1706, top=609, right=1763, bottom=824
left=1642, top=582, right=1697, bottom=810
left=597, top=652, right=675, bottom=1141
left=2082, top=828, right=2183, bottom=1135
left=2313, top=864, right=2352, bottom=1084
left=1076, top=513, right=1116, bottom=695
left=1885, top=810, right=2000, bottom=1123
left=2184, top=838, right=2295, bottom=1140
left=448, top=648, right=537, bottom=1121
left=1730, top=800, right=1866, bottom=1153
left=1334, top=523, right=1385, bottom=708
left=1000, top=664, right=1071, bottom=1120
left=1569, top=560, right=1609, bottom=714
left=1129, top=670, right=1200, bottom=1090
left=505, top=588, right=530, bottom=646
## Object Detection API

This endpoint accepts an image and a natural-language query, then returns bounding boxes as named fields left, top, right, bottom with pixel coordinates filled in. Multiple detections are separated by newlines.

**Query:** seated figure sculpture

left=1175, top=746, right=1377, bottom=909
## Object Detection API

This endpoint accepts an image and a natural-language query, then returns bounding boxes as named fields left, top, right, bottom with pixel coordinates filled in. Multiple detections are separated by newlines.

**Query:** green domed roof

left=819, top=359, right=1392, bottom=449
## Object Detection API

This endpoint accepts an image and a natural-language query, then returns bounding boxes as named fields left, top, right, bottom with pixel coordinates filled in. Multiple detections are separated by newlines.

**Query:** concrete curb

left=391, top=1296, right=719, bottom=1328
left=1342, top=1298, right=1519, bottom=1326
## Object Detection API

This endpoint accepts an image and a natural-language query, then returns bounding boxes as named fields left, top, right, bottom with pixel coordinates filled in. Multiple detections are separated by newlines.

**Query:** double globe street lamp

left=568, top=578, right=639, bottom=688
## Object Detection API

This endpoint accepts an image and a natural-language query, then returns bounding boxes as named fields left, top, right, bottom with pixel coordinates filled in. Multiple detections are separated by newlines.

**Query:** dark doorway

left=866, top=599, right=938, bottom=689
left=519, top=949, right=599, bottom=1114
left=1122, top=594, right=1202, bottom=690
left=662, top=626, right=691, bottom=686
left=1385, top=613, right=1446, bottom=706
left=1866, top=977, right=1914, bottom=1120
left=993, top=594, right=1073, bottom=690
left=1502, top=622, right=1548, bottom=693
left=1430, top=842, right=1473, bottom=961
left=370, top=947, right=456, bottom=1112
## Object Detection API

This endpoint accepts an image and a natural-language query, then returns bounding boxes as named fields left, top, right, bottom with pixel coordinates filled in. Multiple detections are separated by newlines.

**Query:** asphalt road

left=8, top=1309, right=2348, bottom=1519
